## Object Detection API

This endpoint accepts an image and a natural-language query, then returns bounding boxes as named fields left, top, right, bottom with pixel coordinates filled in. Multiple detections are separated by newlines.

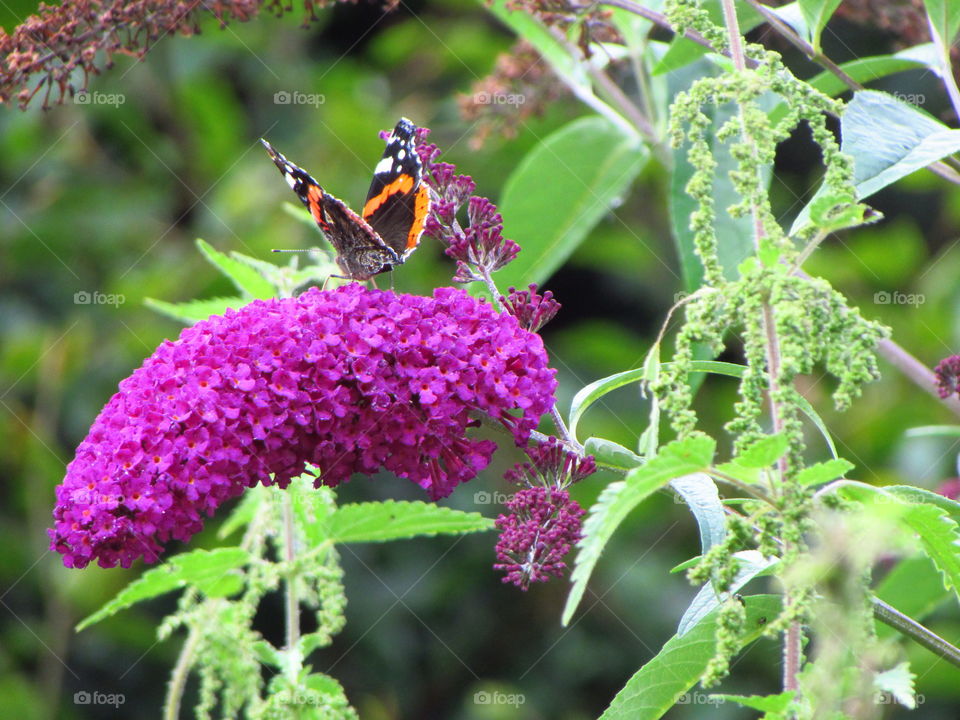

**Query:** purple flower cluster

left=500, top=284, right=560, bottom=333
left=415, top=131, right=520, bottom=283
left=50, top=284, right=557, bottom=569
left=934, top=355, right=960, bottom=399
left=494, top=437, right=595, bottom=589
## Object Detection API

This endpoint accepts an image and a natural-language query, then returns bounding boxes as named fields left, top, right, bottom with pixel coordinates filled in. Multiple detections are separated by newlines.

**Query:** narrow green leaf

left=924, top=0, right=960, bottom=52
left=563, top=435, right=716, bottom=625
left=598, top=595, right=783, bottom=719
left=795, top=458, right=854, bottom=487
left=570, top=367, right=646, bottom=441
left=145, top=296, right=246, bottom=324
left=584, top=437, right=644, bottom=471
left=327, top=501, right=493, bottom=544
left=76, top=548, right=250, bottom=630
left=798, top=0, right=842, bottom=51
left=196, top=239, right=275, bottom=299
left=906, top=425, right=960, bottom=438
left=678, top=550, right=777, bottom=636
left=791, top=91, right=960, bottom=234
left=495, top=115, right=647, bottom=289
left=670, top=472, right=726, bottom=555
left=712, top=692, right=795, bottom=713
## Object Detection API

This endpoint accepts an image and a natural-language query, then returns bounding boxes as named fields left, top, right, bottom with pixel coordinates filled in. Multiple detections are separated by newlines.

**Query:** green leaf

left=791, top=91, right=960, bottom=234
left=145, top=296, right=246, bottom=323
left=678, top=550, right=777, bottom=636
left=884, top=485, right=960, bottom=525
left=795, top=458, right=854, bottom=487
left=563, top=435, right=716, bottom=625
left=670, top=472, right=726, bottom=555
left=584, top=437, right=644, bottom=471
left=598, top=595, right=782, bottom=719
left=196, top=239, right=275, bottom=299
left=76, top=548, right=250, bottom=630
left=798, top=0, right=842, bottom=51
left=652, top=37, right=710, bottom=76
left=570, top=367, right=646, bottom=441
left=873, top=662, right=917, bottom=709
left=327, top=501, right=493, bottom=544
left=924, top=0, right=960, bottom=52
left=712, top=692, right=795, bottom=713
left=495, top=115, right=647, bottom=289
left=906, top=425, right=960, bottom=438
left=735, top=433, right=789, bottom=468
left=874, top=556, right=950, bottom=633
left=217, top=487, right=265, bottom=539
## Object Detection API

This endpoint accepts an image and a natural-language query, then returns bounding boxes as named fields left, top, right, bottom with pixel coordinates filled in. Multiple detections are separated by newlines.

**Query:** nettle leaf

left=670, top=472, right=726, bottom=555
left=735, top=433, right=789, bottom=468
left=495, top=115, right=648, bottom=289
left=792, top=91, right=960, bottom=234
left=145, top=296, right=246, bottom=324
left=598, top=595, right=782, bottom=720
left=585, top=437, right=644, bottom=472
left=924, top=0, right=960, bottom=53
left=795, top=458, right=854, bottom=487
left=874, top=662, right=917, bottom=709
left=327, top=501, right=493, bottom=544
left=677, top=550, right=777, bottom=636
left=712, top=691, right=796, bottom=713
left=76, top=548, right=250, bottom=630
left=570, top=367, right=646, bottom=442
left=798, top=0, right=842, bottom=51
left=196, top=239, right=275, bottom=299
left=563, top=435, right=716, bottom=625
left=875, top=555, right=950, bottom=632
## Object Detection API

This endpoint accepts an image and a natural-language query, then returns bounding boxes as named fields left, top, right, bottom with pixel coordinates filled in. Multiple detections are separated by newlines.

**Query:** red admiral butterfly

left=261, top=118, right=431, bottom=281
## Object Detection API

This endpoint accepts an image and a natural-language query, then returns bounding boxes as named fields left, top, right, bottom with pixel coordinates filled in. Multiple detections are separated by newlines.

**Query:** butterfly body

left=261, top=118, right=430, bottom=281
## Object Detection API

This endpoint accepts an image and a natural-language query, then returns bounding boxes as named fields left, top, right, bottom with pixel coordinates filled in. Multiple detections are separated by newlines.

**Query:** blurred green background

left=3, top=1, right=960, bottom=718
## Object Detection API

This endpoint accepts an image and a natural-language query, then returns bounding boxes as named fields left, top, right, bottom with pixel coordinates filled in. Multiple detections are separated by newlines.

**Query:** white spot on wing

left=284, top=173, right=298, bottom=190
left=375, top=157, right=395, bottom=174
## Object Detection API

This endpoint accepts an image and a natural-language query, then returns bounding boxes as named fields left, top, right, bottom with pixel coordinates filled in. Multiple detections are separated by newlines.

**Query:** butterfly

left=261, top=117, right=431, bottom=281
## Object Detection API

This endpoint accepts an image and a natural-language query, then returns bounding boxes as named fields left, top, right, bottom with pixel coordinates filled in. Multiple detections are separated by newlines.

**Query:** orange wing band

left=406, top=184, right=430, bottom=251
left=361, top=175, right=415, bottom=218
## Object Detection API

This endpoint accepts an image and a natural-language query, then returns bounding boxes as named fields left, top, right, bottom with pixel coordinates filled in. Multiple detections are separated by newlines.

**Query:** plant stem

left=282, top=492, right=300, bottom=654
left=872, top=597, right=960, bottom=670
left=164, top=624, right=201, bottom=720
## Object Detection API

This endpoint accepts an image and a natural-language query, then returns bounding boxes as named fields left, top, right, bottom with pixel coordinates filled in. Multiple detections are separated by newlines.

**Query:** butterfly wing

left=360, top=118, right=431, bottom=262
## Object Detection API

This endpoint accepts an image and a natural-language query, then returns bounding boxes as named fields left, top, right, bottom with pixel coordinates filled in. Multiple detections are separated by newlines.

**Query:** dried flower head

left=50, top=284, right=558, bottom=568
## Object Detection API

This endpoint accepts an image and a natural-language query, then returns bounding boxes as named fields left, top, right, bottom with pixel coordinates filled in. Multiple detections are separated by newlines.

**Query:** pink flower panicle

left=50, top=285, right=557, bottom=569
left=414, top=131, right=520, bottom=283
left=494, top=437, right=595, bottom=589
left=500, top=284, right=561, bottom=333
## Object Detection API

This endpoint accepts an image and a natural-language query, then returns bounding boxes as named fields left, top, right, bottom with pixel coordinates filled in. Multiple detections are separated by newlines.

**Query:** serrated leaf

left=791, top=91, right=960, bottom=234
left=736, top=433, right=789, bottom=468
left=795, top=458, right=854, bottom=486
left=145, top=296, right=246, bottom=323
left=670, top=472, right=726, bottom=555
left=76, top=548, right=250, bottom=630
left=563, top=435, right=716, bottom=625
left=584, top=437, right=644, bottom=472
left=712, top=692, right=795, bottom=713
left=327, top=501, right=493, bottom=544
left=873, top=662, right=916, bottom=709
left=678, top=550, right=777, bottom=636
left=196, top=239, right=275, bottom=299
left=598, top=595, right=782, bottom=719
left=570, top=367, right=646, bottom=442
left=798, top=0, right=842, bottom=51
left=494, top=115, right=647, bottom=290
